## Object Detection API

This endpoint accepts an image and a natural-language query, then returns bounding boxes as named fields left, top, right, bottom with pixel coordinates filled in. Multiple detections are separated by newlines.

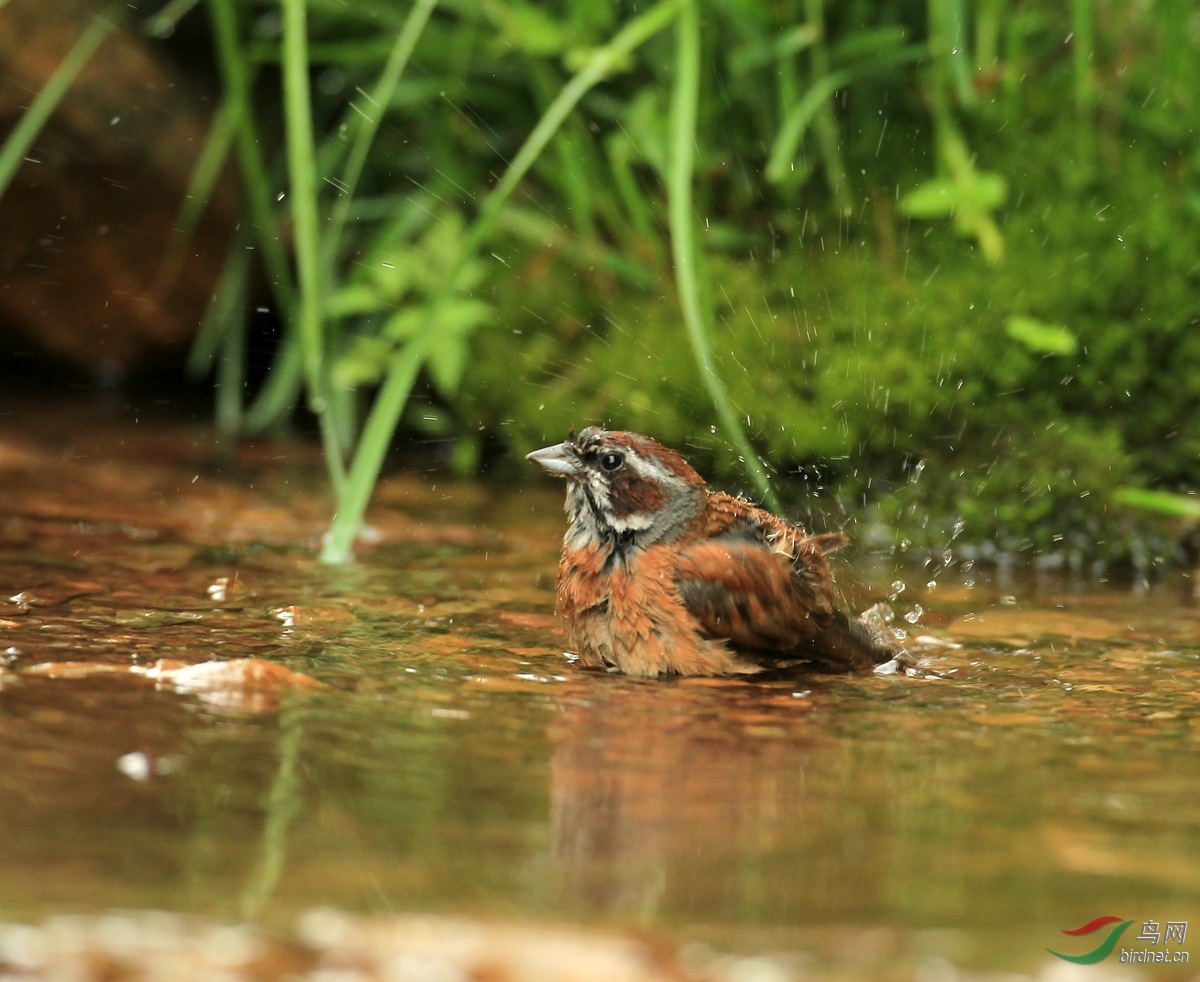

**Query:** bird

left=527, top=426, right=895, bottom=677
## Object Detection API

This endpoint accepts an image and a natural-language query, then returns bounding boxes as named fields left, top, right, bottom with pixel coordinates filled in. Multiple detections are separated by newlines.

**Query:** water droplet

left=951, top=519, right=965, bottom=538
left=926, top=580, right=937, bottom=590
left=909, top=459, right=926, bottom=484
left=942, top=548, right=953, bottom=564
left=904, top=604, right=924, bottom=624
left=890, top=580, right=906, bottom=596
left=117, top=752, right=151, bottom=782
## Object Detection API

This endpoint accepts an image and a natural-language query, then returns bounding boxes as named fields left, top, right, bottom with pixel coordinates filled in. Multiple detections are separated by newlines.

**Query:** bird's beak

left=526, top=441, right=580, bottom=478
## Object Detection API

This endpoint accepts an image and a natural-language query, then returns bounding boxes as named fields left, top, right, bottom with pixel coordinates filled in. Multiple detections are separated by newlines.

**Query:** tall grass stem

left=281, top=0, right=347, bottom=493
left=668, top=3, right=780, bottom=511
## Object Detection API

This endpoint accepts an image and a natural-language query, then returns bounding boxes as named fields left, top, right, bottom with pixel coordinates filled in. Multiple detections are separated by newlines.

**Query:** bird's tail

left=809, top=611, right=896, bottom=672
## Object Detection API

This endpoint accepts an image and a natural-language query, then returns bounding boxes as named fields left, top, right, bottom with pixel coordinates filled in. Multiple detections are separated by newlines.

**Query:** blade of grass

left=325, top=0, right=439, bottom=269
left=0, top=4, right=125, bottom=199
left=172, top=97, right=237, bottom=251
left=215, top=264, right=248, bottom=436
left=606, top=133, right=661, bottom=253
left=802, top=0, right=851, bottom=214
left=531, top=63, right=597, bottom=242
left=208, top=0, right=305, bottom=432
left=188, top=231, right=252, bottom=378
left=1112, top=487, right=1200, bottom=520
left=143, top=0, right=204, bottom=39
left=321, top=0, right=693, bottom=563
left=158, top=96, right=238, bottom=298
left=668, top=2, right=779, bottom=511
left=243, top=338, right=305, bottom=432
left=765, top=68, right=853, bottom=186
left=281, top=0, right=347, bottom=493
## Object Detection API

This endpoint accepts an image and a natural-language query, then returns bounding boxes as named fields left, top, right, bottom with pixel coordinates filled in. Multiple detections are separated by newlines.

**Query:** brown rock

left=0, top=0, right=239, bottom=372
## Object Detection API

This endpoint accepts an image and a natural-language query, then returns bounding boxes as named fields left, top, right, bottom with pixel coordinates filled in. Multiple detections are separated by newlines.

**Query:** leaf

left=964, top=171, right=1008, bottom=212
left=617, top=89, right=669, bottom=177
left=333, top=335, right=392, bottom=387
left=1112, top=487, right=1200, bottom=519
left=729, top=24, right=820, bottom=75
left=427, top=299, right=492, bottom=393
left=328, top=282, right=395, bottom=318
left=829, top=26, right=909, bottom=62
left=765, top=70, right=853, bottom=185
left=1005, top=315, right=1078, bottom=355
left=901, top=172, right=1007, bottom=218
left=491, top=2, right=569, bottom=56
left=899, top=178, right=958, bottom=218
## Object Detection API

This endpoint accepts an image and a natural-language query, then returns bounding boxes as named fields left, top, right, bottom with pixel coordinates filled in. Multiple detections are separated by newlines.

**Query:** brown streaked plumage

left=527, top=427, right=895, bottom=677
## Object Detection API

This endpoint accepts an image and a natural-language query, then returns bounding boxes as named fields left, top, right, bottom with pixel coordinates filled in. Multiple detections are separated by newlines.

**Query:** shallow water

left=1, top=404, right=1198, bottom=979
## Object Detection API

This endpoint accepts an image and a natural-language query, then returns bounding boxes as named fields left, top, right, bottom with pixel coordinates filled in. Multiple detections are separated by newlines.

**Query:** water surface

left=1, top=405, right=1197, bottom=979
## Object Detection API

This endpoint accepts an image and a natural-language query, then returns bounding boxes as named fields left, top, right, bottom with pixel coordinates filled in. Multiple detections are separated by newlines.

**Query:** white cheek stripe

left=589, top=467, right=657, bottom=532
left=607, top=512, right=655, bottom=532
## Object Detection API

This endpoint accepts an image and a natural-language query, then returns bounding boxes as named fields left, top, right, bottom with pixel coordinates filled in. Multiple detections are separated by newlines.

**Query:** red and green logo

left=1048, top=916, right=1134, bottom=964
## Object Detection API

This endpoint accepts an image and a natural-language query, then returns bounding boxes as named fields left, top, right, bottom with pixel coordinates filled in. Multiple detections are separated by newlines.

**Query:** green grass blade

left=215, top=263, right=249, bottom=435
left=1112, top=488, right=1200, bottom=520
left=243, top=339, right=305, bottom=432
left=325, top=0, right=439, bottom=267
left=0, top=4, right=125, bottom=199
left=188, top=232, right=252, bottom=378
left=321, top=0, right=692, bottom=563
left=209, top=0, right=304, bottom=432
left=668, top=3, right=779, bottom=511
left=280, top=0, right=347, bottom=493
left=171, top=97, right=237, bottom=253
left=802, top=0, right=851, bottom=213
left=765, top=68, right=853, bottom=186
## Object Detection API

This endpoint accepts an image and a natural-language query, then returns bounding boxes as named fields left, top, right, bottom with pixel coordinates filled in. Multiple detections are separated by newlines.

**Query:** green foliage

left=11, top=0, right=1190, bottom=565
left=1113, top=488, right=1200, bottom=520
left=1004, top=317, right=1077, bottom=357
left=330, top=212, right=492, bottom=397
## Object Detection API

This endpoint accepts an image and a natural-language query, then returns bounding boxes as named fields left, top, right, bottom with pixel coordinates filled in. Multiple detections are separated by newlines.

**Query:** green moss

left=459, top=109, right=1199, bottom=570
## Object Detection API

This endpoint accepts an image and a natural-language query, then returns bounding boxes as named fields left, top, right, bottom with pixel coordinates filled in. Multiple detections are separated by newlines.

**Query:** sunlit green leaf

left=729, top=24, right=820, bottom=75
left=490, top=2, right=568, bottom=55
left=328, top=282, right=395, bottom=318
left=902, top=172, right=1008, bottom=219
left=765, top=70, right=852, bottom=185
left=966, top=172, right=1008, bottom=211
left=1005, top=316, right=1078, bottom=355
left=333, top=336, right=392, bottom=387
left=899, top=178, right=958, bottom=218
left=1112, top=488, right=1200, bottom=519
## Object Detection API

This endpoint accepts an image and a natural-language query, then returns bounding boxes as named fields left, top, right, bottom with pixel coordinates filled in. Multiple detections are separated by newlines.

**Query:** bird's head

left=527, top=427, right=705, bottom=547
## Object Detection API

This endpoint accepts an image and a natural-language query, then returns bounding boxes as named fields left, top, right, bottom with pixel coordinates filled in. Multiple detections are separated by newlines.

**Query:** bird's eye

left=599, top=451, right=624, bottom=472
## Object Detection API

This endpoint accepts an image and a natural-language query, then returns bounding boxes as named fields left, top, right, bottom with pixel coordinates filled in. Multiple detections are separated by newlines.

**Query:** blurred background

left=1, top=0, right=1198, bottom=567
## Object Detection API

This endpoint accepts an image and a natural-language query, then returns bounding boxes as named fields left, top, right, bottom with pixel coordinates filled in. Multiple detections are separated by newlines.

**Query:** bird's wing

left=674, top=537, right=836, bottom=653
